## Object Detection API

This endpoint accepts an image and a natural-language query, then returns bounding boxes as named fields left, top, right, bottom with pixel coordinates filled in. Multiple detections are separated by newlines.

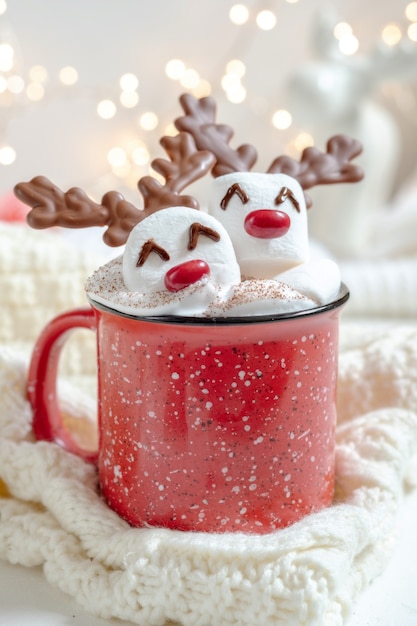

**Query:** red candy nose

left=244, top=209, right=291, bottom=239
left=164, top=259, right=210, bottom=292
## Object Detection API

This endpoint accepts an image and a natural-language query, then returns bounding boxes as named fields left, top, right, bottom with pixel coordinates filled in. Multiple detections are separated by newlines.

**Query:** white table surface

left=0, top=488, right=416, bottom=626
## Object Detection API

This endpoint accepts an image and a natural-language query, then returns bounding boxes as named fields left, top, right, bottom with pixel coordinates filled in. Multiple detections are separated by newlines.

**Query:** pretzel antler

left=138, top=131, right=215, bottom=214
left=267, top=135, right=364, bottom=206
left=176, top=95, right=363, bottom=208
left=14, top=176, right=141, bottom=246
left=14, top=132, right=215, bottom=247
left=175, top=93, right=257, bottom=177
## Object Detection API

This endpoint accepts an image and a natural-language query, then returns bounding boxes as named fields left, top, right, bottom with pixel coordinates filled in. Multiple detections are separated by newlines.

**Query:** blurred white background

left=1, top=0, right=417, bottom=258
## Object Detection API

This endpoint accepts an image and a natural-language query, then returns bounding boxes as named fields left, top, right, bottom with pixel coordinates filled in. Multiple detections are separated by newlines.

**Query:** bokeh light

left=226, top=84, right=247, bottom=103
left=165, top=59, right=186, bottom=80
left=226, top=59, right=246, bottom=78
left=29, top=65, right=48, bottom=83
left=256, top=10, right=277, bottom=30
left=131, top=143, right=150, bottom=166
left=97, top=99, right=117, bottom=119
left=0, top=43, right=14, bottom=72
left=139, top=111, right=159, bottom=131
left=180, top=68, right=200, bottom=89
left=405, top=2, right=417, bottom=21
left=191, top=79, right=211, bottom=98
left=120, top=91, right=139, bottom=108
left=0, top=145, right=16, bottom=165
left=334, top=22, right=352, bottom=40
left=59, top=66, right=78, bottom=85
left=293, top=132, right=314, bottom=153
left=229, top=4, right=249, bottom=25
left=119, top=73, right=139, bottom=92
left=272, top=109, right=293, bottom=130
left=381, top=23, right=402, bottom=46
left=26, top=82, right=45, bottom=101
left=408, top=22, right=417, bottom=40
left=7, top=75, right=24, bottom=94
left=108, top=147, right=128, bottom=168
left=338, top=33, right=359, bottom=55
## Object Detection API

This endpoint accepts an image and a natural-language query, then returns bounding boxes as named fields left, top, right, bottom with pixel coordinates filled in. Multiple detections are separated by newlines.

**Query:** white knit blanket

left=1, top=325, right=417, bottom=626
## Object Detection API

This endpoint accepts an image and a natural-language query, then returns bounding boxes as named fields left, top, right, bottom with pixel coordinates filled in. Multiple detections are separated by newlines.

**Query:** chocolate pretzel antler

left=267, top=135, right=364, bottom=207
left=175, top=93, right=257, bottom=177
left=14, top=176, right=140, bottom=246
left=175, top=94, right=363, bottom=208
left=14, top=132, right=215, bottom=247
left=138, top=131, right=215, bottom=213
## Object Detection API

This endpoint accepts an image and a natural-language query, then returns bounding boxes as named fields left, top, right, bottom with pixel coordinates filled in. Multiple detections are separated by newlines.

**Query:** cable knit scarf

left=1, top=325, right=417, bottom=626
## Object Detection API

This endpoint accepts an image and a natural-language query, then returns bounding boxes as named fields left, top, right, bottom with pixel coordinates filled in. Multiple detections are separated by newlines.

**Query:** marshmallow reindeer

left=120, top=206, right=241, bottom=315
left=175, top=94, right=364, bottom=302
left=15, top=93, right=363, bottom=308
left=14, top=133, right=243, bottom=315
left=123, top=206, right=240, bottom=294
left=208, top=172, right=308, bottom=279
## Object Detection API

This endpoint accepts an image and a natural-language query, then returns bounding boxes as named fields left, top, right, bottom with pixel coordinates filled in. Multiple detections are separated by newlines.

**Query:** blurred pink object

left=0, top=192, right=29, bottom=222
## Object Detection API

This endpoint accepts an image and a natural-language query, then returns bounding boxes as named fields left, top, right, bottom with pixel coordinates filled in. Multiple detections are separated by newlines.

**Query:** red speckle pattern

left=96, top=308, right=340, bottom=533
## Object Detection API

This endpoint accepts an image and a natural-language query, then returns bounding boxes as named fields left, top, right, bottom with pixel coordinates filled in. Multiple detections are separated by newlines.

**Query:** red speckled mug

left=28, top=285, right=348, bottom=533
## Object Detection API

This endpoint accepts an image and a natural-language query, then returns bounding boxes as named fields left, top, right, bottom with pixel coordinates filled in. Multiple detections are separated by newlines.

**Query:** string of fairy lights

left=0, top=0, right=417, bottom=187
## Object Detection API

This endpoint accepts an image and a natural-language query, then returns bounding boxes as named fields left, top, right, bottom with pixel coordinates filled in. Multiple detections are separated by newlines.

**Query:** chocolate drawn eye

left=136, top=239, right=170, bottom=267
left=220, top=183, right=249, bottom=210
left=274, top=186, right=300, bottom=213
left=188, top=223, right=221, bottom=250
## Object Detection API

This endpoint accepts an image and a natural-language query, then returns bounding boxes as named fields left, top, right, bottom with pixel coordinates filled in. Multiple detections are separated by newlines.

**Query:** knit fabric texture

left=1, top=326, right=417, bottom=626
left=0, top=223, right=99, bottom=377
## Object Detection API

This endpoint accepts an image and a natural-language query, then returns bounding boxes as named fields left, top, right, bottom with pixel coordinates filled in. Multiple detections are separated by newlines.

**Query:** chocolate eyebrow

left=220, top=183, right=249, bottom=210
left=136, top=238, right=170, bottom=266
left=188, top=222, right=221, bottom=250
left=274, top=186, right=301, bottom=213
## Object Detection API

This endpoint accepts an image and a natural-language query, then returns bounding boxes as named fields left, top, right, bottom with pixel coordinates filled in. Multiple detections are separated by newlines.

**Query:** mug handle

left=27, top=307, right=98, bottom=463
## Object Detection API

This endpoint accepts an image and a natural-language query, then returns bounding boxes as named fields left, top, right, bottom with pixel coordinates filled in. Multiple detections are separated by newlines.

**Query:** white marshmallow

left=208, top=172, right=309, bottom=279
left=278, top=258, right=341, bottom=304
left=123, top=206, right=240, bottom=293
